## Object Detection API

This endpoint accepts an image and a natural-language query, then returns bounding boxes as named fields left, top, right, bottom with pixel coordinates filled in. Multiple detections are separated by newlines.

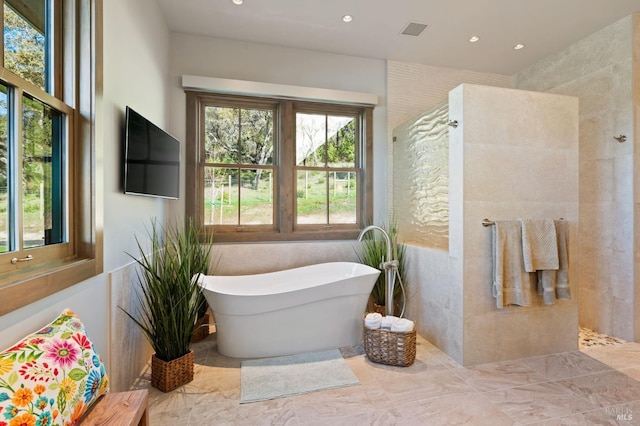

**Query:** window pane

left=239, top=109, right=273, bottom=165
left=22, top=95, right=63, bottom=248
left=204, top=106, right=239, bottom=164
left=0, top=85, right=8, bottom=253
left=296, top=113, right=326, bottom=167
left=239, top=169, right=272, bottom=225
left=296, top=170, right=326, bottom=224
left=204, top=106, right=274, bottom=166
left=4, top=1, right=47, bottom=91
left=327, top=116, right=355, bottom=168
left=329, top=171, right=357, bottom=224
left=204, top=167, right=238, bottom=225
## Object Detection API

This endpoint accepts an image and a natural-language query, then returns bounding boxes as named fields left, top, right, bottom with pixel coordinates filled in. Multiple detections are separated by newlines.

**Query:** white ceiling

left=156, top=0, right=640, bottom=75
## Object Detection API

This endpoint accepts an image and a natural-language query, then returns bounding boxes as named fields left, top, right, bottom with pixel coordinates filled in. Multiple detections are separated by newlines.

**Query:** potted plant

left=190, top=228, right=217, bottom=343
left=356, top=220, right=407, bottom=315
left=120, top=218, right=214, bottom=392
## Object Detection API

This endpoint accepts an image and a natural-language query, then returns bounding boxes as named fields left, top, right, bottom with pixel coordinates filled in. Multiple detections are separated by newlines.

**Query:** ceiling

left=155, top=0, right=640, bottom=75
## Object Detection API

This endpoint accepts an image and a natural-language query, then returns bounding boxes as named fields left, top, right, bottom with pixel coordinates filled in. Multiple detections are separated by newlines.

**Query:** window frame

left=292, top=102, right=362, bottom=232
left=0, top=0, right=102, bottom=316
left=186, top=91, right=373, bottom=242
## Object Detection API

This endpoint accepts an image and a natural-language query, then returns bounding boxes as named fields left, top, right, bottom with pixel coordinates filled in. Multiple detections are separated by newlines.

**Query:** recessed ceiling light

left=513, top=43, right=525, bottom=50
left=342, top=15, right=353, bottom=23
left=232, top=0, right=243, bottom=5
left=469, top=36, right=480, bottom=43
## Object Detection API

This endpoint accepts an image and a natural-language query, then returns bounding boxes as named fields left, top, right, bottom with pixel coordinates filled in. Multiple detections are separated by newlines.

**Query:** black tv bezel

left=123, top=106, right=180, bottom=200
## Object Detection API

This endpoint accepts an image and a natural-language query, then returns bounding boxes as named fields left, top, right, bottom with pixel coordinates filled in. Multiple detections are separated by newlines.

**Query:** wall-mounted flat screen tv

left=124, top=106, right=180, bottom=199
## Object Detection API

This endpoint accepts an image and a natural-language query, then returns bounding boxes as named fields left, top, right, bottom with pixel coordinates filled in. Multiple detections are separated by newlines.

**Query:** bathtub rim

left=197, top=261, right=380, bottom=296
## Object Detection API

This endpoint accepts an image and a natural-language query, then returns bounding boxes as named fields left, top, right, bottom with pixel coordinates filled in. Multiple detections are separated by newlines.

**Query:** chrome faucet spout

left=358, top=225, right=392, bottom=266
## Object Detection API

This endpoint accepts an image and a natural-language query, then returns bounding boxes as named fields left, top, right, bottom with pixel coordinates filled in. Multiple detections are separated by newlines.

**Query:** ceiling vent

left=401, top=22, right=428, bottom=37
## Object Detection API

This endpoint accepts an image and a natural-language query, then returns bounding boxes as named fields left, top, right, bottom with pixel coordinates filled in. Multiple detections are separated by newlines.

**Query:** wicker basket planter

left=363, top=319, right=416, bottom=367
left=372, top=303, right=385, bottom=315
left=151, top=350, right=194, bottom=392
left=191, top=313, right=210, bottom=343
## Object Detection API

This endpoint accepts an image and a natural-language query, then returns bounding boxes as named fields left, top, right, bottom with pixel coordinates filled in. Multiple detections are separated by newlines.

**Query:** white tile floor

left=136, top=329, right=640, bottom=425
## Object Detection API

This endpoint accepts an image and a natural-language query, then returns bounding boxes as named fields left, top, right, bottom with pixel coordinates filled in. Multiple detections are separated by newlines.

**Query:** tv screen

left=124, top=107, right=180, bottom=199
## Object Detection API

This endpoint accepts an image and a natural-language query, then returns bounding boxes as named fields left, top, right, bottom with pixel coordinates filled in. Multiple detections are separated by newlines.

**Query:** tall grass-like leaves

left=120, top=219, right=214, bottom=362
left=356, top=219, right=406, bottom=306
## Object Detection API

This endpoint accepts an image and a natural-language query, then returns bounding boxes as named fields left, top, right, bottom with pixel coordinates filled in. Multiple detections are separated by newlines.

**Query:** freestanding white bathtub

left=197, top=262, right=380, bottom=358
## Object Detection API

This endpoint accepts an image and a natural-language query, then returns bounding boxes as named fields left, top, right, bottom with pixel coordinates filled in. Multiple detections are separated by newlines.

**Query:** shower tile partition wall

left=394, top=83, right=580, bottom=365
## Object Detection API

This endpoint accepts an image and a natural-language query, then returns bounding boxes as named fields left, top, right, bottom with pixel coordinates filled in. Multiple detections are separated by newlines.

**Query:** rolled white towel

left=391, top=318, right=414, bottom=333
left=381, top=315, right=399, bottom=329
left=365, top=320, right=382, bottom=329
left=364, top=312, right=382, bottom=329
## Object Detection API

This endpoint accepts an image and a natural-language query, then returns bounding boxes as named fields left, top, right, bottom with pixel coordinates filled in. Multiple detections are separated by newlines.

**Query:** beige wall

left=513, top=14, right=637, bottom=341
left=209, top=242, right=360, bottom=275
left=633, top=14, right=640, bottom=342
left=451, top=84, right=579, bottom=365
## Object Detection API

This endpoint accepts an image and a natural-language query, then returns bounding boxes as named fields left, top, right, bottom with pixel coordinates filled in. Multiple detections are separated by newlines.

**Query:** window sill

left=211, top=229, right=361, bottom=243
left=0, top=257, right=100, bottom=316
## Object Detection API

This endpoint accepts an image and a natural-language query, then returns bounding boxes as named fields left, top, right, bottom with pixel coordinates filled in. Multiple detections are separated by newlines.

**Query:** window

left=0, top=0, right=101, bottom=315
left=202, top=100, right=276, bottom=231
left=295, top=108, right=358, bottom=226
left=186, top=92, right=373, bottom=242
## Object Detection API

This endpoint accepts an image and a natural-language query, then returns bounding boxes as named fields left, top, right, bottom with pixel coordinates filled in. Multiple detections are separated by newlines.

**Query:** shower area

left=393, top=83, right=580, bottom=365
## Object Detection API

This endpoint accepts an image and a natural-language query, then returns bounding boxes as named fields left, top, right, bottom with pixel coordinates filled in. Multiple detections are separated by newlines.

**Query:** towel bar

left=482, top=217, right=564, bottom=227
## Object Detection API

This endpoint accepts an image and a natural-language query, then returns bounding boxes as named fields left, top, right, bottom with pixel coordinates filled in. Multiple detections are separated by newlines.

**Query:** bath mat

left=240, top=349, right=359, bottom=403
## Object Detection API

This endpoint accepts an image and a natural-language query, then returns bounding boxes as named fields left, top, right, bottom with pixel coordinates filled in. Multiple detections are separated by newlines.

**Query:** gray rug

left=240, top=349, right=359, bottom=403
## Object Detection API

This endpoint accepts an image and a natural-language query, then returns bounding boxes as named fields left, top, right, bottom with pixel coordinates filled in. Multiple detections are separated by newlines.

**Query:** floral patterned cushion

left=0, top=309, right=109, bottom=426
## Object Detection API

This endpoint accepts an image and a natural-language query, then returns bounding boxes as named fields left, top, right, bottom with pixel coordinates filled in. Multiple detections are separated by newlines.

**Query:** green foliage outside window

left=4, top=3, right=46, bottom=90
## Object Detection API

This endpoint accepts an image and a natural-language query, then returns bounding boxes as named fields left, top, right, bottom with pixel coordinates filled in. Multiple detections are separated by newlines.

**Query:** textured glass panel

left=296, top=170, right=326, bottom=224
left=204, top=167, right=239, bottom=225
left=239, top=109, right=273, bottom=165
left=327, top=116, right=355, bottom=168
left=239, top=169, right=273, bottom=225
left=204, top=106, right=239, bottom=164
left=328, top=171, right=357, bottom=224
left=296, top=113, right=325, bottom=166
left=22, top=95, right=63, bottom=248
left=393, top=101, right=449, bottom=249
left=0, top=85, right=7, bottom=252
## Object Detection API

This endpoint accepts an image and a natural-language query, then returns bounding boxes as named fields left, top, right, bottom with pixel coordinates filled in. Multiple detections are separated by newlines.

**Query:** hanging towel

left=520, top=218, right=559, bottom=272
left=537, top=220, right=571, bottom=304
left=492, top=221, right=533, bottom=308
left=555, top=219, right=570, bottom=300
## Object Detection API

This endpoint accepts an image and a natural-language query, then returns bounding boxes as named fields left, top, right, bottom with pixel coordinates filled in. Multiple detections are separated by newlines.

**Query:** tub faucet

left=358, top=225, right=398, bottom=316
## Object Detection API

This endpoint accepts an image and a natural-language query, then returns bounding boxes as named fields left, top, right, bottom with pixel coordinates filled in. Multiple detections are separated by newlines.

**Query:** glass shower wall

left=392, top=101, right=449, bottom=250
